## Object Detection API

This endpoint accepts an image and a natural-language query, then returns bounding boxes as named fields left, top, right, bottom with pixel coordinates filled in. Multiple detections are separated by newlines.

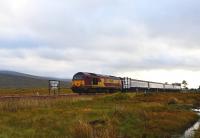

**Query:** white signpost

left=49, top=80, right=60, bottom=95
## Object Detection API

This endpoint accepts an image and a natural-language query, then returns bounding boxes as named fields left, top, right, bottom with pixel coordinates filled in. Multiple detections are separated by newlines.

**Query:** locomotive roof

left=74, top=72, right=120, bottom=79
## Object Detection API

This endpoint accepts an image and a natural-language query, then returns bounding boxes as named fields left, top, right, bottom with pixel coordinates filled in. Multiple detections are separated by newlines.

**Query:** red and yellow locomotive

left=71, top=72, right=122, bottom=93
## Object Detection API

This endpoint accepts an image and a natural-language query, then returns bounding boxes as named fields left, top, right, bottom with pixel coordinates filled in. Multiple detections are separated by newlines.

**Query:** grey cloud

left=0, top=0, right=200, bottom=79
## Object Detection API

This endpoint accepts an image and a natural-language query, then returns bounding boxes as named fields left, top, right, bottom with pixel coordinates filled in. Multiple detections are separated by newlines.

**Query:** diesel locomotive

left=72, top=72, right=122, bottom=93
left=71, top=72, right=181, bottom=93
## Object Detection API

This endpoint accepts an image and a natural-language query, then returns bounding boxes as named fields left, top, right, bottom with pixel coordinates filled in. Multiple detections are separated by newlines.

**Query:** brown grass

left=0, top=92, right=199, bottom=137
left=71, top=119, right=118, bottom=138
left=0, top=88, right=73, bottom=96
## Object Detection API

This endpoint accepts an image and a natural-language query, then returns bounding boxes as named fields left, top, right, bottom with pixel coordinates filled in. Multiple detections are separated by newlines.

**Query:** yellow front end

left=72, top=80, right=85, bottom=87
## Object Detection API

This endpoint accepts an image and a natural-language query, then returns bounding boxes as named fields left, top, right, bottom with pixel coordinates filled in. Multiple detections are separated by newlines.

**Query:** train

left=71, top=72, right=182, bottom=93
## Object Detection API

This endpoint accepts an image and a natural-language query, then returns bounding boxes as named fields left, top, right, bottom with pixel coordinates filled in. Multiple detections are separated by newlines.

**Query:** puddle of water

left=192, top=109, right=200, bottom=112
left=181, top=120, right=200, bottom=138
left=180, top=110, right=200, bottom=138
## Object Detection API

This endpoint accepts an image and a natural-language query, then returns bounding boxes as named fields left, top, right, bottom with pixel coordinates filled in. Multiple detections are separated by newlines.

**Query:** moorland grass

left=0, top=92, right=199, bottom=137
left=0, top=88, right=73, bottom=96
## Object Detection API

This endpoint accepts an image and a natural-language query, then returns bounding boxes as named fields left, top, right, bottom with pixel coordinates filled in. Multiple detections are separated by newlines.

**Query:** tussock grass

left=100, top=93, right=131, bottom=102
left=167, top=97, right=179, bottom=105
left=72, top=121, right=93, bottom=138
left=0, top=88, right=73, bottom=96
left=71, top=119, right=118, bottom=138
left=0, top=92, right=199, bottom=137
left=195, top=131, right=200, bottom=138
left=0, top=96, right=92, bottom=113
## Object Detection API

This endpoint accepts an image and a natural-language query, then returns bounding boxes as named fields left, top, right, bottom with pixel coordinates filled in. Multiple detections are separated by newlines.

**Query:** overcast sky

left=0, top=0, right=200, bottom=88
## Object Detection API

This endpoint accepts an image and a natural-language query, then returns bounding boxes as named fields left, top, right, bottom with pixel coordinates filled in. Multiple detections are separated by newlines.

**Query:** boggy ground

left=0, top=92, right=199, bottom=138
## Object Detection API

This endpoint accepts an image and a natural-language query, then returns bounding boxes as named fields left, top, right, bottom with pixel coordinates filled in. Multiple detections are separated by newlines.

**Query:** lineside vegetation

left=0, top=88, right=72, bottom=96
left=0, top=92, right=199, bottom=137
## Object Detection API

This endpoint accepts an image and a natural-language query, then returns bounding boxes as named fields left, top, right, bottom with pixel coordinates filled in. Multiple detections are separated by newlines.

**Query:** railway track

left=0, top=93, right=106, bottom=101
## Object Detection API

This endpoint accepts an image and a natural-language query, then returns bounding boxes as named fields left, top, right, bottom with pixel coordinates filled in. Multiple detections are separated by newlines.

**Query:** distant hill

left=0, top=71, right=71, bottom=88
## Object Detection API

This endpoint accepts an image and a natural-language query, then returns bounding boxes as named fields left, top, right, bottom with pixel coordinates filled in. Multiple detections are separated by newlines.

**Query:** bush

left=168, top=97, right=178, bottom=105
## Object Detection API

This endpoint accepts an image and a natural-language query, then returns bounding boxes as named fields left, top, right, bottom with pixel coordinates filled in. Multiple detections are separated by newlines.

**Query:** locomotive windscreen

left=73, top=73, right=84, bottom=80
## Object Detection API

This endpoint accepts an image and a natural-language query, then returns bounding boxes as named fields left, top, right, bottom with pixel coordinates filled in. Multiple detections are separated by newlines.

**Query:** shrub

left=168, top=97, right=179, bottom=105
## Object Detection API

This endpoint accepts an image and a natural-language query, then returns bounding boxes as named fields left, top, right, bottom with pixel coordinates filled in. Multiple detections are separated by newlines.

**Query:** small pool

left=181, top=110, right=200, bottom=138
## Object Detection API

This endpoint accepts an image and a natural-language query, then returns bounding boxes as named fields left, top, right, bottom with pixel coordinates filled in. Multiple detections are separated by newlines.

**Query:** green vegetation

left=0, top=92, right=199, bottom=137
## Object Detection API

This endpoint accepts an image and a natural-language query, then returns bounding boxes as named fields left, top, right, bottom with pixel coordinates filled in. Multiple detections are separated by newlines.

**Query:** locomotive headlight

left=77, top=82, right=80, bottom=86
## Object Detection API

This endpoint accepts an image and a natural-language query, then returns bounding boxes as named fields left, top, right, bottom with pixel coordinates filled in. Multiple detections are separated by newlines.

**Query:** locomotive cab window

left=73, top=74, right=84, bottom=80
left=93, top=78, right=98, bottom=85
